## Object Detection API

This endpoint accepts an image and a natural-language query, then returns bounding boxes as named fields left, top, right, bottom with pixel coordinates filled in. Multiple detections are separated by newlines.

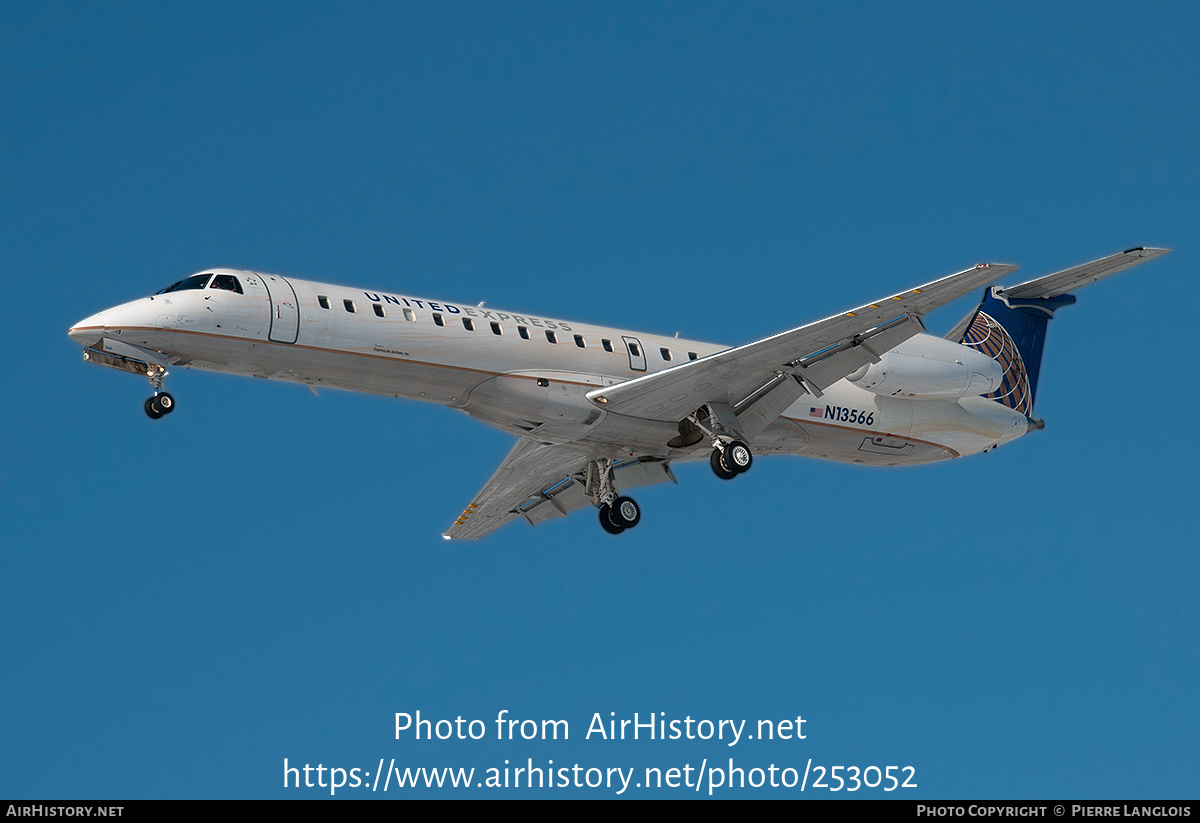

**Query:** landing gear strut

left=143, top=365, right=176, bottom=419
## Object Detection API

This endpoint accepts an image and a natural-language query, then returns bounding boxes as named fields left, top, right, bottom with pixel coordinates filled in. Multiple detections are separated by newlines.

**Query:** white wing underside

left=445, top=439, right=675, bottom=540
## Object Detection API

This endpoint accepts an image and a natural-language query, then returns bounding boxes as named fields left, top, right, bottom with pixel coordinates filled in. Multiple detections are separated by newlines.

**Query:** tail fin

left=952, top=247, right=1170, bottom=415
left=957, top=291, right=1074, bottom=415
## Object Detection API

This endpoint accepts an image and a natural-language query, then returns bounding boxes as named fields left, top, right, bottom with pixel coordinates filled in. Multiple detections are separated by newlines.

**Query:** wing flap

left=727, top=377, right=807, bottom=443
left=789, top=314, right=925, bottom=389
left=520, top=481, right=591, bottom=526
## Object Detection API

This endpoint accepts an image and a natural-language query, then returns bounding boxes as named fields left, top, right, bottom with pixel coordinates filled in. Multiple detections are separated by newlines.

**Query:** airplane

left=68, top=247, right=1169, bottom=538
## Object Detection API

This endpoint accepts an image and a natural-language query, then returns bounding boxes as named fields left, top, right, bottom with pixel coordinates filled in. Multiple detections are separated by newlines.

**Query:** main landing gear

left=588, top=458, right=642, bottom=535
left=685, top=404, right=754, bottom=482
left=710, top=439, right=753, bottom=480
left=599, top=496, right=641, bottom=535
left=143, top=365, right=176, bottom=419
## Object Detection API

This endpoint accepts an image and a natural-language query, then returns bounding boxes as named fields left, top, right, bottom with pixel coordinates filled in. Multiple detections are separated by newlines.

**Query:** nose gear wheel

left=142, top=365, right=176, bottom=419
left=144, top=391, right=176, bottom=419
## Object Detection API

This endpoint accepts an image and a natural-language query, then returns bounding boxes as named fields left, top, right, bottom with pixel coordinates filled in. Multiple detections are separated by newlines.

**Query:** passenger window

left=660, top=347, right=672, bottom=361
left=518, top=326, right=530, bottom=339
left=545, top=331, right=558, bottom=344
left=463, top=318, right=475, bottom=331
left=403, top=308, right=415, bottom=322
left=574, top=334, right=586, bottom=348
left=688, top=352, right=698, bottom=360
left=433, top=313, right=444, bottom=326
left=602, top=339, right=613, bottom=352
left=343, top=299, right=356, bottom=313
left=491, top=322, right=502, bottom=335
left=373, top=304, right=386, bottom=318
left=209, top=275, right=243, bottom=294
left=318, top=295, right=331, bottom=309
left=629, top=343, right=640, bottom=357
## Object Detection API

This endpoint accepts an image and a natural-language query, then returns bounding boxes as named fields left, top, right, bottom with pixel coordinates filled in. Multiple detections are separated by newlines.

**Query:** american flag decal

left=809, top=407, right=824, bottom=418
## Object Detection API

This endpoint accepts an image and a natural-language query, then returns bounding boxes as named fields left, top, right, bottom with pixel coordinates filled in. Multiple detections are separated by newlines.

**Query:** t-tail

left=947, top=247, right=1170, bottom=416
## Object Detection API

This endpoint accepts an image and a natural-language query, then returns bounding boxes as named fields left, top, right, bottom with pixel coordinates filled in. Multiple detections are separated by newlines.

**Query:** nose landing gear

left=144, top=392, right=175, bottom=419
left=143, top=365, right=176, bottom=419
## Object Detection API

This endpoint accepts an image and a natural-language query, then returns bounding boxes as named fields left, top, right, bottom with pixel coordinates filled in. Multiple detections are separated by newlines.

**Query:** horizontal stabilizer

left=997, top=247, right=1170, bottom=300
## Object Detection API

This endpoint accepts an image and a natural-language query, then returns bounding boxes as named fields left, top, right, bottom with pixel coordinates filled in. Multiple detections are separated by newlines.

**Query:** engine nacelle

left=846, top=334, right=1003, bottom=400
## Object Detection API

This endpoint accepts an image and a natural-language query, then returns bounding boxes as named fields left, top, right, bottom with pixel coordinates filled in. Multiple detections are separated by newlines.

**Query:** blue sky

left=3, top=1, right=1197, bottom=799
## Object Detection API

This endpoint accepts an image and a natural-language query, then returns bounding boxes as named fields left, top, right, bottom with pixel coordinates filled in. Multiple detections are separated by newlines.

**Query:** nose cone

left=68, top=311, right=110, bottom=346
left=68, top=297, right=158, bottom=346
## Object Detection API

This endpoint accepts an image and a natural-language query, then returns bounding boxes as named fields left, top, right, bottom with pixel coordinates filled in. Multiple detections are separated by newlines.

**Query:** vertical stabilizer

left=958, top=290, right=1075, bottom=416
left=954, top=247, right=1168, bottom=416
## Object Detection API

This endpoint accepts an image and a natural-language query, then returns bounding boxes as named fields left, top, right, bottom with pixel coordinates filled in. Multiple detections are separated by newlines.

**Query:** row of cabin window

left=317, top=294, right=417, bottom=321
left=314, top=294, right=698, bottom=361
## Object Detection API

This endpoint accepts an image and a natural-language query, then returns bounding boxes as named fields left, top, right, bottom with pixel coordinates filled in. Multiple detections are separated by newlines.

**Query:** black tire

left=726, top=440, right=753, bottom=473
left=155, top=392, right=175, bottom=414
left=598, top=504, right=625, bottom=534
left=710, top=448, right=737, bottom=479
left=610, top=496, right=641, bottom=528
left=144, top=397, right=164, bottom=419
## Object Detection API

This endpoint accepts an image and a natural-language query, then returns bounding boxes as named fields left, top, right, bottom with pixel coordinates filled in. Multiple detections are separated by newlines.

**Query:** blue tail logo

left=961, top=311, right=1034, bottom=415
left=959, top=289, right=1076, bottom=416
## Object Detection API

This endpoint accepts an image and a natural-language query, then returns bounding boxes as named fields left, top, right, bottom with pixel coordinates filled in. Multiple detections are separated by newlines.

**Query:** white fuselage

left=69, top=269, right=1030, bottom=467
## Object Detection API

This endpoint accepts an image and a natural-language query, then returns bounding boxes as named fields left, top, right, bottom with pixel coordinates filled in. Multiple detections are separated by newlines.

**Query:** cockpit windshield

left=156, top=273, right=212, bottom=294
left=209, top=274, right=244, bottom=294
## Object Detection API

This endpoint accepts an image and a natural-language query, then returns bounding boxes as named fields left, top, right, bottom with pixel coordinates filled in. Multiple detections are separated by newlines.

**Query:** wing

left=587, top=263, right=1017, bottom=429
left=444, top=439, right=675, bottom=540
